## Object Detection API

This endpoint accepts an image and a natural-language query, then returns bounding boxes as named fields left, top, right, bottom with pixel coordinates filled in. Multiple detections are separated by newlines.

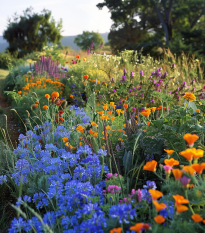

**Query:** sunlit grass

left=0, top=69, right=9, bottom=80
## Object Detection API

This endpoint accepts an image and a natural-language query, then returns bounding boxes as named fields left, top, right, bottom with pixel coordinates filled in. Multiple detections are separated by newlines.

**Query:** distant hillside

left=0, top=32, right=109, bottom=52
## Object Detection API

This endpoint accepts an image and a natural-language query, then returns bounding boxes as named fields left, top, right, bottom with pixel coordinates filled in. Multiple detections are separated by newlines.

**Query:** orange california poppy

left=183, top=133, right=199, bottom=146
left=100, top=116, right=109, bottom=120
left=70, top=94, right=74, bottom=99
left=98, top=111, right=104, bottom=116
left=191, top=214, right=203, bottom=223
left=76, top=125, right=85, bottom=133
left=129, top=223, right=143, bottom=233
left=76, top=55, right=80, bottom=59
left=151, top=107, right=156, bottom=112
left=123, top=104, right=128, bottom=109
left=93, top=132, right=98, bottom=137
left=111, top=117, right=116, bottom=121
left=172, top=169, right=183, bottom=180
left=143, top=160, right=157, bottom=172
left=103, top=104, right=109, bottom=111
left=147, top=121, right=151, bottom=126
left=179, top=148, right=194, bottom=161
left=110, top=102, right=115, bottom=107
left=42, top=105, right=48, bottom=109
left=172, top=194, right=189, bottom=205
left=91, top=122, right=98, bottom=127
left=183, top=165, right=195, bottom=175
left=154, top=215, right=165, bottom=224
left=116, top=109, right=121, bottom=115
left=108, top=110, right=113, bottom=115
left=84, top=75, right=89, bottom=80
left=89, top=129, right=95, bottom=134
left=106, top=125, right=111, bottom=130
left=164, top=149, right=175, bottom=155
left=192, top=163, right=205, bottom=174
left=62, top=137, right=69, bottom=142
left=176, top=205, right=189, bottom=214
left=149, top=189, right=163, bottom=200
left=45, top=94, right=50, bottom=99
left=51, top=92, right=59, bottom=98
left=121, top=110, right=125, bottom=115
left=191, top=148, right=204, bottom=159
left=110, top=227, right=122, bottom=233
left=164, top=158, right=179, bottom=167
left=196, top=109, right=200, bottom=113
left=153, top=201, right=167, bottom=212
left=140, top=109, right=151, bottom=117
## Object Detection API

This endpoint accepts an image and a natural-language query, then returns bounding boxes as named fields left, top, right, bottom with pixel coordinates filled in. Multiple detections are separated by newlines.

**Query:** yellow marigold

left=183, top=93, right=196, bottom=102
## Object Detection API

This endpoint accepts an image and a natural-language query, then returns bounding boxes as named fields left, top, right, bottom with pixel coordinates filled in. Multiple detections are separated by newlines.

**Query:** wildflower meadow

left=1, top=44, right=205, bottom=233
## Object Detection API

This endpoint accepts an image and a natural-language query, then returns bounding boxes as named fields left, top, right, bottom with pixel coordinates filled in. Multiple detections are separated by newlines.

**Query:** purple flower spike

left=140, top=70, right=143, bottom=76
left=131, top=72, right=134, bottom=77
left=152, top=100, right=155, bottom=104
left=172, top=63, right=175, bottom=68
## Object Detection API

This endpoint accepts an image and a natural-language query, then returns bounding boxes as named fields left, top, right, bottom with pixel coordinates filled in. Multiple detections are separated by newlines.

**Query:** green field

left=0, top=69, right=9, bottom=79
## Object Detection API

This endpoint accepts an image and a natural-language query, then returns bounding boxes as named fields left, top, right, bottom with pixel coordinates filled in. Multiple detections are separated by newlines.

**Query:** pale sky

left=0, top=0, right=112, bottom=36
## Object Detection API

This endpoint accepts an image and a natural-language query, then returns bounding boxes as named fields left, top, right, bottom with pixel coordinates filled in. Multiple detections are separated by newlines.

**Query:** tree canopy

left=3, top=7, right=63, bottom=57
left=97, top=0, right=205, bottom=56
left=74, top=31, right=105, bottom=51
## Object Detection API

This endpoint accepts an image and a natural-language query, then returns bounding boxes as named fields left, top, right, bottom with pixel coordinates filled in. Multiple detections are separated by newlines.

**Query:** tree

left=3, top=7, right=63, bottom=57
left=74, top=31, right=105, bottom=51
left=97, top=0, right=205, bottom=52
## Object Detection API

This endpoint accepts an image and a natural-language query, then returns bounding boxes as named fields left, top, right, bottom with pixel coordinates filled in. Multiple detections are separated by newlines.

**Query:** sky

left=0, top=0, right=112, bottom=36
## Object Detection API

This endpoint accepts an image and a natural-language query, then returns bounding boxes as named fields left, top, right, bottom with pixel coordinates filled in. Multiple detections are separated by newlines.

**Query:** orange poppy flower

left=89, top=129, right=95, bottom=134
left=110, top=227, right=122, bottom=233
left=153, top=201, right=167, bottom=212
left=42, top=105, right=48, bottom=109
left=62, top=137, right=68, bottom=142
left=192, top=163, right=205, bottom=174
left=76, top=55, right=80, bottom=59
left=98, top=111, right=104, bottom=116
left=183, top=133, right=199, bottom=146
left=151, top=107, right=156, bottom=112
left=70, top=94, right=74, bottom=99
left=45, top=94, right=50, bottom=99
left=91, top=122, right=98, bottom=127
left=76, top=125, right=85, bottom=133
left=172, top=194, right=189, bottom=205
left=149, top=189, right=163, bottom=200
left=143, top=160, right=157, bottom=172
left=116, top=109, right=121, bottom=115
left=123, top=104, right=128, bottom=109
left=112, top=104, right=116, bottom=109
left=103, top=104, right=109, bottom=111
left=106, top=125, right=111, bottom=130
left=191, top=148, right=204, bottom=159
left=176, top=205, right=189, bottom=214
left=164, top=158, right=179, bottom=167
left=164, top=149, right=175, bottom=155
left=163, top=107, right=166, bottom=109
left=93, top=132, right=98, bottom=137
left=110, top=102, right=115, bottom=107
left=191, top=214, right=203, bottom=223
left=172, top=169, right=183, bottom=180
left=130, top=223, right=143, bottom=233
left=111, top=117, right=116, bottom=121
left=140, top=109, right=151, bottom=117
left=147, top=122, right=151, bottom=126
left=84, top=75, right=89, bottom=80
left=183, top=165, right=195, bottom=175
left=121, top=110, right=125, bottom=115
left=107, top=110, right=113, bottom=115
left=156, top=107, right=161, bottom=110
left=179, top=148, right=194, bottom=161
left=196, top=109, right=200, bottom=113
left=51, top=92, right=59, bottom=98
left=100, top=116, right=109, bottom=120
left=154, top=215, right=165, bottom=224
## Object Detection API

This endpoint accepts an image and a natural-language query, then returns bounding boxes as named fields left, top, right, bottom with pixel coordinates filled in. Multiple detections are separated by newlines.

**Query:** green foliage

left=3, top=7, right=63, bottom=57
left=74, top=31, right=105, bottom=51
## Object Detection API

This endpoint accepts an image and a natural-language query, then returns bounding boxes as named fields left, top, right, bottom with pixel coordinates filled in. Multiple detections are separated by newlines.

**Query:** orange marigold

left=42, top=105, right=48, bottom=109
left=183, top=92, right=196, bottom=102
left=51, top=92, right=59, bottom=98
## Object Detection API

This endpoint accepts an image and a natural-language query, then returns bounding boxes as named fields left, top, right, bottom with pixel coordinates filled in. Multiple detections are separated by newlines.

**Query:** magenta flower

left=163, top=165, right=173, bottom=174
